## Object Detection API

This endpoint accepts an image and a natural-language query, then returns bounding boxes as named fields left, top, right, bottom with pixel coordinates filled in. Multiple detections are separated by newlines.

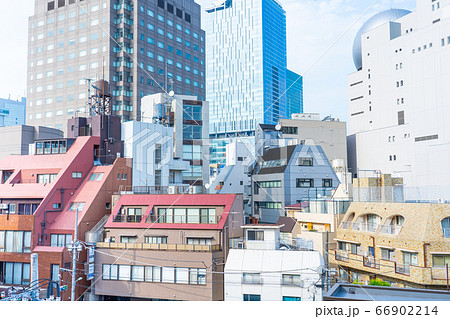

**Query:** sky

left=0, top=0, right=417, bottom=123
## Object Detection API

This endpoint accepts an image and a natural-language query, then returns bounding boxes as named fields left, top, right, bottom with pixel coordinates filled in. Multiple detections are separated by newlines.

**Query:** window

left=68, top=202, right=85, bottom=212
left=432, top=255, right=450, bottom=268
left=242, top=273, right=261, bottom=284
left=118, top=265, right=131, bottom=280
left=381, top=248, right=395, bottom=261
left=296, top=179, right=314, bottom=188
left=0, top=231, right=32, bottom=253
left=257, top=181, right=282, bottom=188
left=247, top=230, right=264, bottom=241
left=2, top=262, right=30, bottom=286
left=72, top=172, right=82, bottom=179
left=322, top=179, right=333, bottom=187
left=243, top=294, right=261, bottom=301
left=282, top=274, right=302, bottom=286
left=283, top=296, right=301, bottom=301
left=50, top=234, right=73, bottom=247
left=187, top=238, right=212, bottom=245
left=51, top=264, right=60, bottom=282
left=145, top=236, right=167, bottom=244
left=398, top=111, right=405, bottom=125
left=88, top=173, right=104, bottom=181
left=132, top=266, right=144, bottom=282
left=120, top=236, right=137, bottom=243
left=37, top=174, right=58, bottom=184
left=441, top=217, right=450, bottom=238
left=298, top=157, right=313, bottom=166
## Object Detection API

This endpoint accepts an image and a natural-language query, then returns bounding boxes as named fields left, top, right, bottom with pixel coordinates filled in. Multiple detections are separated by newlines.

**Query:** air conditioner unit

left=168, top=186, right=176, bottom=194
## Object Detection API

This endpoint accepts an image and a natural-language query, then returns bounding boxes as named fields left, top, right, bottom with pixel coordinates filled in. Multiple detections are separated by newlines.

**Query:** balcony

left=379, top=225, right=403, bottom=235
left=118, top=185, right=192, bottom=195
left=395, top=263, right=410, bottom=275
left=146, top=214, right=221, bottom=224
left=335, top=250, right=349, bottom=262
left=113, top=214, right=142, bottom=223
left=340, top=221, right=351, bottom=229
left=363, top=256, right=380, bottom=269
left=96, top=241, right=221, bottom=252
left=351, top=222, right=379, bottom=232
left=281, top=278, right=303, bottom=287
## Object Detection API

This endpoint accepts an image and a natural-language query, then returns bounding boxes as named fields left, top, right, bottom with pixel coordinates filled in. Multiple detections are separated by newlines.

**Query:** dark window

left=176, top=8, right=182, bottom=18
left=398, top=111, right=405, bottom=125
left=58, top=0, right=65, bottom=8
left=281, top=126, right=298, bottom=134
left=185, top=13, right=191, bottom=23
left=322, top=179, right=333, bottom=187
left=167, top=3, right=174, bottom=13
left=298, top=157, right=313, bottom=166
left=247, top=230, right=264, bottom=241
left=158, top=0, right=164, bottom=9
left=243, top=294, right=261, bottom=301
left=296, top=179, right=314, bottom=188
left=48, top=1, right=55, bottom=11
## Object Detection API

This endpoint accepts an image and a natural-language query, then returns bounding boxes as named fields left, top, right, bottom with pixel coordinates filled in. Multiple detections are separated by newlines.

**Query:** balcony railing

left=335, top=250, right=349, bottom=262
left=340, top=221, right=351, bottom=229
left=118, top=185, right=192, bottom=195
left=363, top=256, right=380, bottom=269
left=395, top=263, right=410, bottom=275
left=351, top=222, right=379, bottom=232
left=146, top=214, right=221, bottom=224
left=379, top=225, right=403, bottom=235
left=281, top=278, right=303, bottom=287
left=96, top=241, right=221, bottom=252
left=242, top=277, right=263, bottom=285
left=113, top=214, right=142, bottom=223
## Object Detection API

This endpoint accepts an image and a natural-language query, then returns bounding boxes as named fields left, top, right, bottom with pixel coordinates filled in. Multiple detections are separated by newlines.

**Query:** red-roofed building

left=93, top=193, right=244, bottom=301
left=0, top=136, right=131, bottom=300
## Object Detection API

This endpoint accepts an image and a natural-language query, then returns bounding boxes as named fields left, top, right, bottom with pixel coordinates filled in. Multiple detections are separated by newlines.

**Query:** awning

left=430, top=252, right=450, bottom=255
left=334, top=238, right=361, bottom=244
left=377, top=245, right=395, bottom=250
left=398, top=248, right=418, bottom=253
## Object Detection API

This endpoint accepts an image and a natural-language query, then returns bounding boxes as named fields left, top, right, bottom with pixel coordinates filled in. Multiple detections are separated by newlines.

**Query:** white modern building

left=141, top=93, right=209, bottom=188
left=122, top=121, right=189, bottom=188
left=347, top=0, right=450, bottom=200
left=224, top=224, right=324, bottom=301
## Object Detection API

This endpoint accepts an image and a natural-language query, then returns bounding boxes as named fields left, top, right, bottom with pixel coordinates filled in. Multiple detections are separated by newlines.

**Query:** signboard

left=87, top=247, right=95, bottom=280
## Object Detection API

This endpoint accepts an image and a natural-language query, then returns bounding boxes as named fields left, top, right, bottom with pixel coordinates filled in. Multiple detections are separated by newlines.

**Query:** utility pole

left=325, top=231, right=329, bottom=291
left=30, top=253, right=39, bottom=300
left=68, top=207, right=82, bottom=301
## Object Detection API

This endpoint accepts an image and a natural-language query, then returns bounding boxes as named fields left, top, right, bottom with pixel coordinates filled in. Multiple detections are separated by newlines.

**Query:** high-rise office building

left=0, top=97, right=26, bottom=127
left=347, top=0, right=450, bottom=199
left=205, top=0, right=287, bottom=138
left=26, top=0, right=205, bottom=133
left=286, top=69, right=303, bottom=115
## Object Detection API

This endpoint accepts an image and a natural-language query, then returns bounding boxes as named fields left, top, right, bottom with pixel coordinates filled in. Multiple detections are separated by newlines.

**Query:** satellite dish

left=168, top=91, right=175, bottom=97
left=275, top=124, right=281, bottom=131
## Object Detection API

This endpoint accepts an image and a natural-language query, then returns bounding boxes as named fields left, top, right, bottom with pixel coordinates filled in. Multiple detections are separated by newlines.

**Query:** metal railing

left=242, top=277, right=263, bottom=285
left=281, top=278, right=303, bottom=287
left=118, top=185, right=192, bottom=195
left=340, top=221, right=351, bottom=229
left=351, top=222, right=379, bottom=232
left=395, top=263, right=410, bottom=275
left=335, top=251, right=349, bottom=262
left=146, top=215, right=221, bottom=224
left=96, top=241, right=221, bottom=252
left=363, top=256, right=380, bottom=269
left=379, top=225, right=403, bottom=235
left=113, top=215, right=143, bottom=223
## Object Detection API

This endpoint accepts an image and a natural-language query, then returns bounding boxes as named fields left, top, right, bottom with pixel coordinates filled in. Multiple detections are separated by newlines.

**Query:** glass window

left=132, top=266, right=144, bottom=281
left=247, top=230, right=264, bottom=241
left=176, top=267, right=189, bottom=284
left=118, top=265, right=131, bottom=280
left=243, top=294, right=260, bottom=301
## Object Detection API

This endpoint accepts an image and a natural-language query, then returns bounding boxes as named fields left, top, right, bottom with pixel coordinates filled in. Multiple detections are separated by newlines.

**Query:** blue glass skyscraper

left=206, top=0, right=287, bottom=138
left=286, top=69, right=303, bottom=115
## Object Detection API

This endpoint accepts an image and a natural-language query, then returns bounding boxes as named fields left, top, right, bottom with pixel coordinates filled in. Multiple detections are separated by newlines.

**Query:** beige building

left=330, top=202, right=450, bottom=289
left=353, top=174, right=404, bottom=202
left=93, top=193, right=244, bottom=301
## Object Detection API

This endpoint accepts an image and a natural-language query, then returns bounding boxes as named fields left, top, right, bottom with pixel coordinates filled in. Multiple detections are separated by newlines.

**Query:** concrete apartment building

left=255, top=114, right=348, bottom=167
left=224, top=224, right=323, bottom=301
left=27, top=0, right=205, bottom=131
left=93, top=193, right=244, bottom=301
left=0, top=136, right=132, bottom=300
left=330, top=202, right=450, bottom=289
left=140, top=93, right=209, bottom=189
left=0, top=125, right=63, bottom=160
left=251, top=144, right=340, bottom=223
left=347, top=1, right=450, bottom=199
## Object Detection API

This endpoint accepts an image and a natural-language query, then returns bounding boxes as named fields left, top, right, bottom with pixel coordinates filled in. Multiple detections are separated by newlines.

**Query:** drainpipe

left=40, top=189, right=65, bottom=245
left=370, top=236, right=375, bottom=259
left=423, top=243, right=430, bottom=267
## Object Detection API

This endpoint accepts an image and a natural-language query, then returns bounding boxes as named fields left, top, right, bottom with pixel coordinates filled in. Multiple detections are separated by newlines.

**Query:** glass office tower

left=206, top=0, right=287, bottom=138
left=286, top=69, right=303, bottom=116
